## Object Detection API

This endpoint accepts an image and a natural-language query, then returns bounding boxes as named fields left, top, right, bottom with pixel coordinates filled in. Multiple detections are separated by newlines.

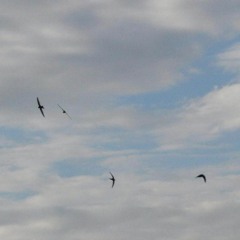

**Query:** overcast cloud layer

left=1, top=0, right=240, bottom=239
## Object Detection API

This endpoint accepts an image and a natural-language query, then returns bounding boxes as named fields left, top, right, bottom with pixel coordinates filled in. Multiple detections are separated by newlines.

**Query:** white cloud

left=154, top=83, right=240, bottom=149
left=218, top=43, right=240, bottom=74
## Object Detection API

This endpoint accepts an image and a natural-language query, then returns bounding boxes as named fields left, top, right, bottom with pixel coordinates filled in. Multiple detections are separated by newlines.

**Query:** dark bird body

left=196, top=174, right=206, bottom=183
left=58, top=104, right=71, bottom=119
left=37, top=97, right=45, bottom=117
left=109, top=172, right=115, bottom=188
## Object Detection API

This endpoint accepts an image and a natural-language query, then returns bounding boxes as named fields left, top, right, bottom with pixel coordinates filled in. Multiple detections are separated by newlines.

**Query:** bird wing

left=65, top=112, right=72, bottom=120
left=40, top=108, right=45, bottom=117
left=109, top=172, right=114, bottom=178
left=37, top=97, right=41, bottom=107
left=202, top=175, right=206, bottom=182
left=57, top=104, right=64, bottom=111
left=112, top=179, right=115, bottom=188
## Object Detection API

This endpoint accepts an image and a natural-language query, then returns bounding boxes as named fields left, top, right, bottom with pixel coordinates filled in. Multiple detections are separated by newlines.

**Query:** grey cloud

left=0, top=0, right=205, bottom=116
left=0, top=0, right=239, bottom=121
left=181, top=0, right=240, bottom=34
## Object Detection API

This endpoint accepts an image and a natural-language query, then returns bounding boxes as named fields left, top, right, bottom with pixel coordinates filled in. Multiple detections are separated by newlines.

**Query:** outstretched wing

left=40, top=107, right=45, bottom=117
left=202, top=175, right=206, bottom=182
left=37, top=97, right=41, bottom=107
left=109, top=172, right=114, bottom=179
left=65, top=112, right=72, bottom=120
left=112, top=179, right=115, bottom=188
left=57, top=104, right=64, bottom=111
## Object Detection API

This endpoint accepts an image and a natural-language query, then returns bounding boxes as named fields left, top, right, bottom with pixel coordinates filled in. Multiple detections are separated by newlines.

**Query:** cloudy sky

left=1, top=0, right=240, bottom=239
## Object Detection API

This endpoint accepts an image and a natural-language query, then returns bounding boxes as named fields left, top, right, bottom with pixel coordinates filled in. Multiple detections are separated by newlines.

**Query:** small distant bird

left=196, top=174, right=206, bottom=183
left=109, top=172, right=115, bottom=188
left=57, top=104, right=72, bottom=119
left=37, top=97, right=45, bottom=117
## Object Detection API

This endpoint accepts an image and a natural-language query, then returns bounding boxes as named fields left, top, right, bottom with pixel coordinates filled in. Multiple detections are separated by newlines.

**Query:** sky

left=1, top=0, right=240, bottom=239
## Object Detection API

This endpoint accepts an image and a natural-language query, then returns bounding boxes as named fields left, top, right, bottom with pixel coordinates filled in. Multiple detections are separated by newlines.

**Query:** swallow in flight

left=196, top=174, right=206, bottom=183
left=58, top=104, right=72, bottom=119
left=109, top=172, right=115, bottom=188
left=37, top=97, right=45, bottom=117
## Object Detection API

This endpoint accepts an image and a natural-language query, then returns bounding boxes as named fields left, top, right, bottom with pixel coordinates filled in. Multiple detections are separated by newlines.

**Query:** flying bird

left=196, top=174, right=206, bottom=183
left=109, top=172, right=115, bottom=188
left=37, top=97, right=45, bottom=117
left=57, top=104, right=72, bottom=119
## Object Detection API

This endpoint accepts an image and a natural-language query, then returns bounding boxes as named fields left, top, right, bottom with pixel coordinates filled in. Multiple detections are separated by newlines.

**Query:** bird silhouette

left=109, top=172, right=115, bottom=188
left=37, top=97, right=45, bottom=117
left=57, top=104, right=71, bottom=119
left=196, top=174, right=206, bottom=183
